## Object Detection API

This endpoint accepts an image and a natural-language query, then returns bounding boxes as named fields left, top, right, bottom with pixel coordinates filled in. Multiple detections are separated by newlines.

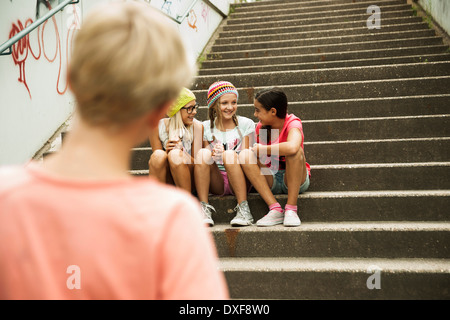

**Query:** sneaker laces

left=233, top=201, right=252, bottom=221
left=201, top=202, right=215, bottom=219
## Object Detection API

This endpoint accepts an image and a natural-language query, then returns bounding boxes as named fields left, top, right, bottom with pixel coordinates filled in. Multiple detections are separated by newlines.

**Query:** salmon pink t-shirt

left=0, top=162, right=228, bottom=300
left=256, top=113, right=311, bottom=176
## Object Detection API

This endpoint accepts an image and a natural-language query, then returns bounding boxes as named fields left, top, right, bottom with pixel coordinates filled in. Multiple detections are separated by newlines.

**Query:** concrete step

left=212, top=222, right=450, bottom=258
left=220, top=257, right=450, bottom=299
left=219, top=15, right=423, bottom=39
left=211, top=29, right=436, bottom=53
left=207, top=190, right=450, bottom=223
left=201, top=44, right=449, bottom=69
left=302, top=114, right=450, bottom=141
left=215, top=22, right=431, bottom=45
left=222, top=9, right=415, bottom=32
left=309, top=162, right=450, bottom=191
left=192, top=76, right=450, bottom=105
left=199, top=53, right=450, bottom=76
left=206, top=37, right=443, bottom=60
left=131, top=162, right=450, bottom=191
left=195, top=94, right=450, bottom=120
left=232, top=0, right=406, bottom=12
left=137, top=135, right=450, bottom=167
left=228, top=3, right=411, bottom=25
left=130, top=137, right=450, bottom=170
left=194, top=61, right=450, bottom=89
left=305, top=137, right=450, bottom=164
left=230, top=0, right=407, bottom=19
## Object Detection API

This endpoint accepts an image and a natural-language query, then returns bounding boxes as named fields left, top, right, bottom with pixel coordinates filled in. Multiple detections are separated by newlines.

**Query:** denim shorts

left=270, top=169, right=310, bottom=194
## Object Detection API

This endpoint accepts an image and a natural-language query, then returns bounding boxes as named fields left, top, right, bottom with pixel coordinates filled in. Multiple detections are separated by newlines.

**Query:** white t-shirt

left=158, top=118, right=200, bottom=156
left=202, top=116, right=255, bottom=171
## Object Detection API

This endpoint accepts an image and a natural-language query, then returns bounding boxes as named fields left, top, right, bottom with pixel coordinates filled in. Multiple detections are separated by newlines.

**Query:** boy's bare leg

left=284, top=147, right=307, bottom=206
left=239, top=149, right=278, bottom=207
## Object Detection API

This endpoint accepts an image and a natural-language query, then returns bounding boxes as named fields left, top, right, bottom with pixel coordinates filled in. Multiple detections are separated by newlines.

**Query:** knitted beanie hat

left=206, top=81, right=238, bottom=108
left=167, top=87, right=196, bottom=118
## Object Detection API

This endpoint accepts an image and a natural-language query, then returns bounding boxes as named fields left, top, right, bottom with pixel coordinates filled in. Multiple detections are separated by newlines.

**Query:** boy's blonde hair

left=69, top=1, right=195, bottom=127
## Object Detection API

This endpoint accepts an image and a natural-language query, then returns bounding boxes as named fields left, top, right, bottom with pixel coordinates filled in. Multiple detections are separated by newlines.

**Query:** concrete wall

left=0, top=0, right=230, bottom=165
left=418, top=0, right=450, bottom=36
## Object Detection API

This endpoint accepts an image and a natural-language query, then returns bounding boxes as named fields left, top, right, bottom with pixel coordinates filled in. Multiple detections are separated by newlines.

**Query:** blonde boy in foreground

left=0, top=1, right=228, bottom=300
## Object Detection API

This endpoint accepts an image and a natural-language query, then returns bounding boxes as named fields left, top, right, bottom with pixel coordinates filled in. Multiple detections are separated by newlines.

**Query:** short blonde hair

left=69, top=0, right=195, bottom=127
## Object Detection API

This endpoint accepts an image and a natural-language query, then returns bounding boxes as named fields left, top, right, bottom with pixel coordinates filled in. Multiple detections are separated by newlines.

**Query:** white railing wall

left=417, top=0, right=450, bottom=36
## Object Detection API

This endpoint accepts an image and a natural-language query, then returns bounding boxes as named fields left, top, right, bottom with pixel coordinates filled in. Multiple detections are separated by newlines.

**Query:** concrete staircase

left=131, top=0, right=450, bottom=299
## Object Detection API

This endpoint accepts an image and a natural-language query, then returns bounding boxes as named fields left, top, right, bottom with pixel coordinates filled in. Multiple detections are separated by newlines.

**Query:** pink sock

left=285, top=204, right=297, bottom=213
left=269, top=203, right=283, bottom=213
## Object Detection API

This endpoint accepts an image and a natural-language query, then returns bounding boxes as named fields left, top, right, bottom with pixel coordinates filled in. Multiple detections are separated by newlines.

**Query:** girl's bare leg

left=194, top=148, right=225, bottom=202
left=223, top=150, right=248, bottom=204
left=168, top=149, right=192, bottom=193
left=284, top=147, right=307, bottom=206
left=148, top=149, right=169, bottom=183
left=238, top=149, right=278, bottom=207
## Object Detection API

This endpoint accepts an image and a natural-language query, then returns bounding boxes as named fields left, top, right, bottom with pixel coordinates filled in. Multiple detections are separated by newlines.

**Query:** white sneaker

left=230, top=201, right=254, bottom=226
left=284, top=210, right=301, bottom=227
left=200, top=202, right=215, bottom=227
left=256, top=209, right=284, bottom=227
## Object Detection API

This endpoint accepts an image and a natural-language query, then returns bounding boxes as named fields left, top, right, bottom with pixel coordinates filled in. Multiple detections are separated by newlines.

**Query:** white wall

left=149, top=0, right=229, bottom=65
left=0, top=0, right=230, bottom=165
left=418, top=0, right=450, bottom=36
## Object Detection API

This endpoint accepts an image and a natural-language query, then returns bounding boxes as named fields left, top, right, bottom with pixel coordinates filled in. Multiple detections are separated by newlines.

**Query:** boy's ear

left=146, top=100, right=174, bottom=128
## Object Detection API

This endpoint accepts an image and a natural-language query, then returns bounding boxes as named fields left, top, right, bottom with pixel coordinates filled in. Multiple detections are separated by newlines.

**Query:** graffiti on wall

left=187, top=10, right=198, bottom=32
left=7, top=0, right=81, bottom=99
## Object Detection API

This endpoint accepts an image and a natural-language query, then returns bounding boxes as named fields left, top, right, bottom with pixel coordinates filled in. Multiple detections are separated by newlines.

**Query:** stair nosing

left=219, top=257, right=450, bottom=273
left=202, top=45, right=448, bottom=66
left=223, top=10, right=416, bottom=30
left=207, top=36, right=443, bottom=58
left=212, top=29, right=435, bottom=51
left=210, top=221, right=450, bottom=232
left=196, top=60, right=450, bottom=81
left=228, top=3, right=411, bottom=23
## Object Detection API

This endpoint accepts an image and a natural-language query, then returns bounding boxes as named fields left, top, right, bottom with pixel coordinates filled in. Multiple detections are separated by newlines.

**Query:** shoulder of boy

left=0, top=165, right=30, bottom=194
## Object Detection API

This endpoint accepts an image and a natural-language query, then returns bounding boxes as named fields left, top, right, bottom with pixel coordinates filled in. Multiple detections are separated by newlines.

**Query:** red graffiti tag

left=8, top=3, right=79, bottom=99
left=9, top=19, right=37, bottom=98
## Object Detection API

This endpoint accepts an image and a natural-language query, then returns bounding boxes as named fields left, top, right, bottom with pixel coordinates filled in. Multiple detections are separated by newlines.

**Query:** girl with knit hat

left=195, top=81, right=255, bottom=227
left=148, top=87, right=203, bottom=193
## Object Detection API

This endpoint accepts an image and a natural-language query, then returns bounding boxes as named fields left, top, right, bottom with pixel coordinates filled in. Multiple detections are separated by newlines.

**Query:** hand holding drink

left=167, top=131, right=182, bottom=152
left=212, top=143, right=224, bottom=163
